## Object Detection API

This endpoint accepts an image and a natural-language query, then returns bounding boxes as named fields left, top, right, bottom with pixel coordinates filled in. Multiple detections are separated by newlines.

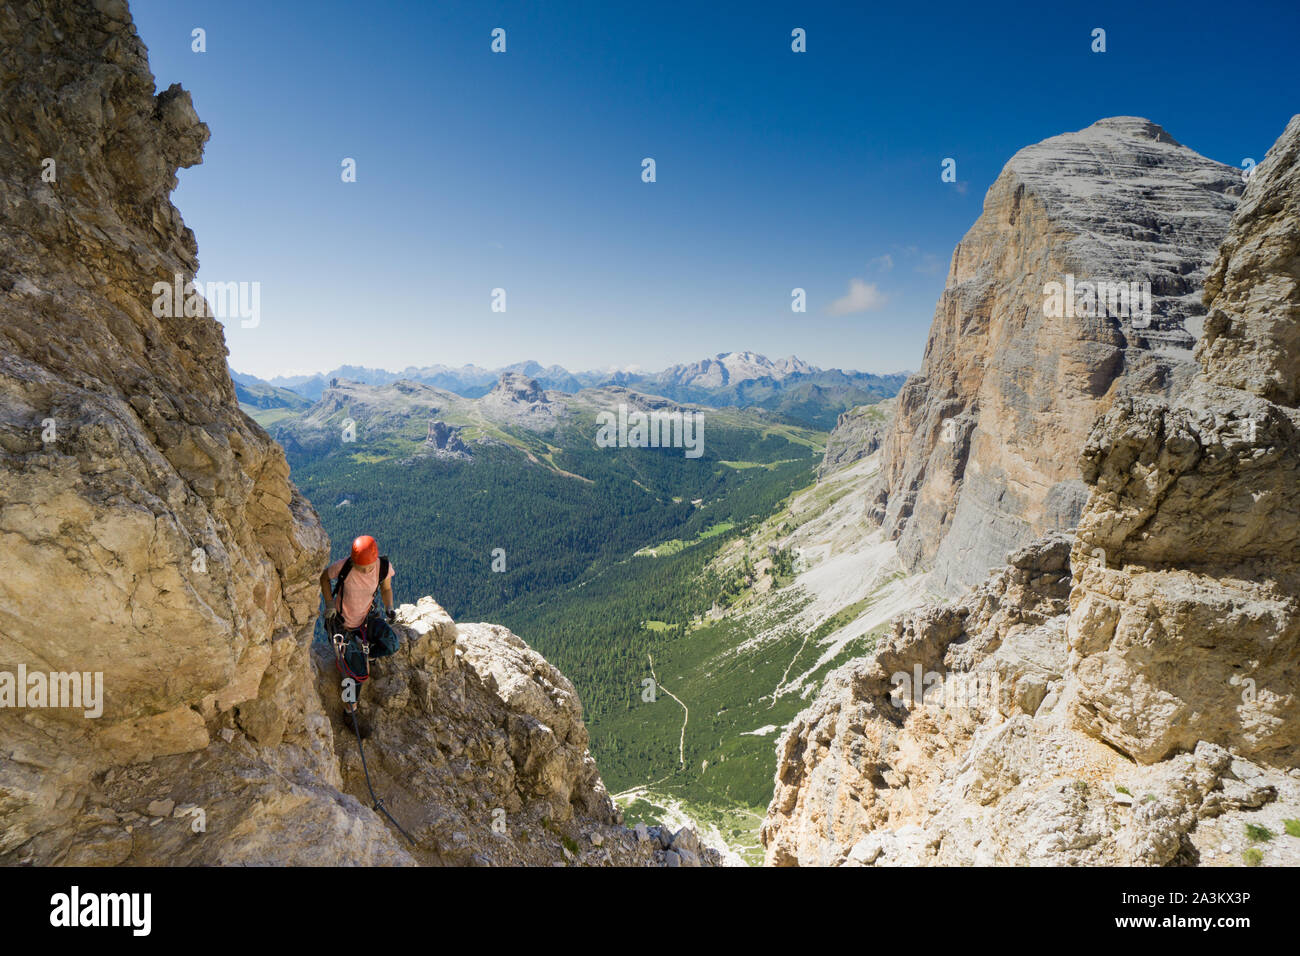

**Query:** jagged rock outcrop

left=489, top=371, right=548, bottom=404
left=313, top=598, right=722, bottom=866
left=763, top=115, right=1300, bottom=867
left=425, top=420, right=471, bottom=459
left=0, top=0, right=713, bottom=867
left=1197, top=118, right=1300, bottom=405
left=21, top=594, right=720, bottom=865
left=818, top=399, right=893, bottom=478
left=479, top=372, right=566, bottom=429
left=762, top=537, right=1300, bottom=866
left=871, top=118, right=1242, bottom=595
left=1066, top=114, right=1300, bottom=769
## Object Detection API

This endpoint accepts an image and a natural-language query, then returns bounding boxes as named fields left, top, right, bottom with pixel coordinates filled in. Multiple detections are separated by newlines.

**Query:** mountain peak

left=489, top=371, right=548, bottom=403
left=873, top=116, right=1242, bottom=595
left=1085, top=115, right=1181, bottom=146
left=657, top=351, right=816, bottom=389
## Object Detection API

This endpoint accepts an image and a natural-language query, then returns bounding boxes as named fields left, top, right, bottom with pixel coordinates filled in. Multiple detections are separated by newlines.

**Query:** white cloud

left=869, top=253, right=894, bottom=272
left=914, top=252, right=945, bottom=276
left=828, top=278, right=887, bottom=316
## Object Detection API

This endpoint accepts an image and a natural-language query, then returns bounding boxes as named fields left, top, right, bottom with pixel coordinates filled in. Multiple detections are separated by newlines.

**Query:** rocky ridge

left=478, top=371, right=567, bottom=429
left=762, top=115, right=1300, bottom=867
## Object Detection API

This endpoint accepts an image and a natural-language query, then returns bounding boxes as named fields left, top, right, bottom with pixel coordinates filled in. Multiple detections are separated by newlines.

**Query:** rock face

left=1067, top=114, right=1300, bottom=770
left=489, top=371, right=548, bottom=405
left=871, top=118, right=1242, bottom=595
left=1197, top=119, right=1300, bottom=405
left=425, top=420, right=471, bottom=458
left=762, top=538, right=1300, bottom=867
left=763, top=115, right=1300, bottom=867
left=818, top=399, right=893, bottom=478
left=0, top=0, right=714, bottom=867
left=0, top=0, right=346, bottom=861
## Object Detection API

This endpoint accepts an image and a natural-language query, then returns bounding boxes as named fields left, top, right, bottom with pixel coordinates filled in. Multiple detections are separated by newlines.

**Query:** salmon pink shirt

left=327, top=557, right=395, bottom=629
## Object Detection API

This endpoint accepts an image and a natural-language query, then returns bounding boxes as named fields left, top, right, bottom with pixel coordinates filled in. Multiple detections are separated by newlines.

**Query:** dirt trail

left=648, top=652, right=687, bottom=769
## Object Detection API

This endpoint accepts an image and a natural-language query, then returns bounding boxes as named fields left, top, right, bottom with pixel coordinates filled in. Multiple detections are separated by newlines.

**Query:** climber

left=318, top=536, right=417, bottom=842
left=320, top=535, right=400, bottom=711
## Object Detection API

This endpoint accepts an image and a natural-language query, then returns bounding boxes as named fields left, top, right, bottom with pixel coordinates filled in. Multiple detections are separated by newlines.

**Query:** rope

left=346, top=706, right=416, bottom=846
left=333, top=619, right=416, bottom=847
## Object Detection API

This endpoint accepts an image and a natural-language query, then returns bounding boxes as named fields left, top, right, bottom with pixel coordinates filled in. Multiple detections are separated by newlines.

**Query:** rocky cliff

left=1067, top=114, right=1300, bottom=771
left=818, top=399, right=893, bottom=478
left=871, top=118, right=1242, bottom=595
left=763, top=115, right=1300, bottom=867
left=0, top=0, right=712, bottom=866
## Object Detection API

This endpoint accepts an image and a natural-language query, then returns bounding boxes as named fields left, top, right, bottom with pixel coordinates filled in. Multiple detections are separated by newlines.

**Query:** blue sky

left=132, top=0, right=1300, bottom=379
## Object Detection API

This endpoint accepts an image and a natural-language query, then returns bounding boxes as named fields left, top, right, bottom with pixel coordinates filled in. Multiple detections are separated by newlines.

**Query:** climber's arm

left=380, top=577, right=394, bottom=614
left=320, top=569, right=336, bottom=611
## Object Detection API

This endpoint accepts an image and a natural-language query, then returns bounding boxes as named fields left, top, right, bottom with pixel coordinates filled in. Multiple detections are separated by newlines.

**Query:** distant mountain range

left=231, top=351, right=909, bottom=430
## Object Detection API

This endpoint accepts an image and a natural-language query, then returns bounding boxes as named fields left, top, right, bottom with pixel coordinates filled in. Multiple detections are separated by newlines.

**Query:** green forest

left=290, top=419, right=823, bottom=751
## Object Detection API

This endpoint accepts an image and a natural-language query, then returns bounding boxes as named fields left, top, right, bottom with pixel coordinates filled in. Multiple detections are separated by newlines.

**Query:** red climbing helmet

left=351, top=535, right=379, bottom=566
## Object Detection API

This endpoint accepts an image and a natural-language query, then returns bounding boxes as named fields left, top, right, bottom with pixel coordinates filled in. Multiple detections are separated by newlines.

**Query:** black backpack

left=332, top=554, right=390, bottom=616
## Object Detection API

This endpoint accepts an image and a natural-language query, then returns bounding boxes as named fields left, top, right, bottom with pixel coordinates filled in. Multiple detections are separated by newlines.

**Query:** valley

left=250, top=367, right=918, bottom=863
left=601, top=451, right=933, bottom=863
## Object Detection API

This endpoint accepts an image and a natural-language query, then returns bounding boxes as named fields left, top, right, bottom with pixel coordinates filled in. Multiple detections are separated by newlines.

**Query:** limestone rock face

left=763, top=535, right=1081, bottom=866
left=761, top=536, right=1300, bottom=867
left=0, top=0, right=355, bottom=862
left=871, top=118, right=1241, bottom=595
left=489, top=371, right=548, bottom=405
left=0, top=0, right=712, bottom=867
left=763, top=115, right=1300, bottom=867
left=1197, top=115, right=1300, bottom=404
left=818, top=399, right=893, bottom=478
left=1067, top=113, right=1300, bottom=769
left=425, top=420, right=471, bottom=459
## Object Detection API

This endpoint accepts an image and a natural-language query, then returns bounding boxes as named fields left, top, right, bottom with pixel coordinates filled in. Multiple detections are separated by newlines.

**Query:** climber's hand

left=326, top=610, right=343, bottom=635
left=385, top=607, right=396, bottom=624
